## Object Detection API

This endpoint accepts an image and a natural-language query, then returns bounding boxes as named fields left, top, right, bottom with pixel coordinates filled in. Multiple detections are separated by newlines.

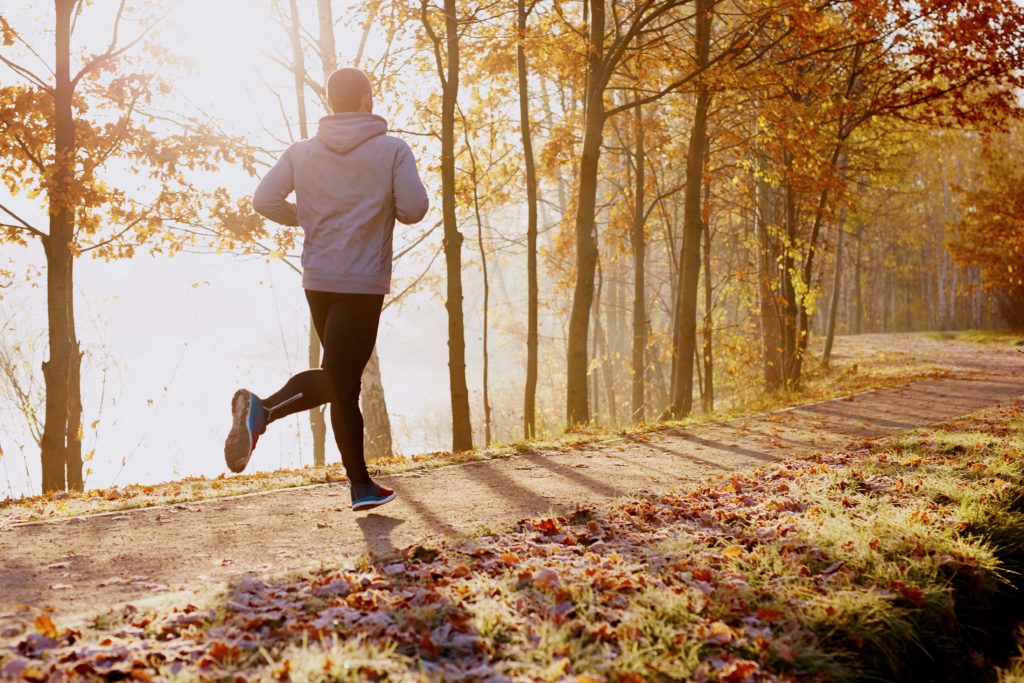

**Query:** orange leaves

left=948, top=126, right=1024, bottom=326
left=0, top=7, right=261, bottom=259
left=33, top=615, right=57, bottom=640
left=720, top=659, right=759, bottom=683
left=531, top=517, right=561, bottom=536
left=531, top=566, right=561, bottom=590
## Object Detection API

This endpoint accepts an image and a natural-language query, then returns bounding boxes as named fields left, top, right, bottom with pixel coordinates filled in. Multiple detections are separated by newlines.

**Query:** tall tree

left=516, top=0, right=540, bottom=439
left=421, top=0, right=474, bottom=451
left=629, top=100, right=647, bottom=422
left=283, top=0, right=329, bottom=467
left=0, top=2, right=253, bottom=491
left=668, top=0, right=712, bottom=418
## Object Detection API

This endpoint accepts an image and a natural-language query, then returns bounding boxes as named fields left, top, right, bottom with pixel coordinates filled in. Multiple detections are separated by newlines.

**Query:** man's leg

left=318, top=292, right=384, bottom=487
left=224, top=291, right=334, bottom=472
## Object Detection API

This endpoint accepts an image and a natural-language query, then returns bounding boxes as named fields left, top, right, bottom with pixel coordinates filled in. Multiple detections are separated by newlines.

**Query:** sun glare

left=166, top=0, right=276, bottom=71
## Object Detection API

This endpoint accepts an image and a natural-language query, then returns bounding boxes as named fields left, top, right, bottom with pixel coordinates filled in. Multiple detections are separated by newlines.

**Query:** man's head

left=326, top=68, right=373, bottom=114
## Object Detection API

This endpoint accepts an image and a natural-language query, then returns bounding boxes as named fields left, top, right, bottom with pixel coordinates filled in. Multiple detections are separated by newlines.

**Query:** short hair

left=326, top=68, right=372, bottom=113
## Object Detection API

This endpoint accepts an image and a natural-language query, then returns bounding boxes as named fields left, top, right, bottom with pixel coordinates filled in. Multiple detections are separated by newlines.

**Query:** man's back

left=253, top=112, right=429, bottom=295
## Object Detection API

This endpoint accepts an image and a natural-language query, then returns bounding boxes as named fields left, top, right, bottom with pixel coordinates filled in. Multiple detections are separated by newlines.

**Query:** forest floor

left=1, top=332, right=1023, bottom=631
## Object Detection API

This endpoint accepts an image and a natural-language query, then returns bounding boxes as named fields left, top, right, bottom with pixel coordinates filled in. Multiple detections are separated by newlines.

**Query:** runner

left=223, top=67, right=429, bottom=512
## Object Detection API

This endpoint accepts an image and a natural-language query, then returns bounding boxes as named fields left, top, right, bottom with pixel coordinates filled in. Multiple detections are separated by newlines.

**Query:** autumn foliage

left=949, top=127, right=1024, bottom=330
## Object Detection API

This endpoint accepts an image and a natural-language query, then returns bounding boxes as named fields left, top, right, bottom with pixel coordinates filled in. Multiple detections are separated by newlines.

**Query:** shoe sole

left=351, top=491, right=397, bottom=512
left=224, top=389, right=253, bottom=473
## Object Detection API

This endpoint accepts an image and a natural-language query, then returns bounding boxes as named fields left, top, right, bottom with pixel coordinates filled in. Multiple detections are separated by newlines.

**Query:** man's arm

left=252, top=147, right=299, bottom=227
left=393, top=141, right=429, bottom=224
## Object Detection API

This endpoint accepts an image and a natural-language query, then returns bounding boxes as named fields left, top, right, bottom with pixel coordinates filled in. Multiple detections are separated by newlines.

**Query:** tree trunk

left=630, top=102, right=646, bottom=423
left=853, top=229, right=863, bottom=334
left=308, top=326, right=326, bottom=466
left=66, top=272, right=84, bottom=491
left=431, top=0, right=473, bottom=451
left=517, top=0, right=539, bottom=439
left=40, top=0, right=77, bottom=493
left=701, top=161, right=713, bottom=414
left=316, top=0, right=337, bottom=76
left=756, top=178, right=783, bottom=392
left=565, top=0, right=605, bottom=426
left=288, top=0, right=309, bottom=136
left=822, top=208, right=847, bottom=368
left=465, top=130, right=492, bottom=446
left=780, top=169, right=799, bottom=386
left=594, top=264, right=617, bottom=425
left=360, top=349, right=393, bottom=458
left=669, top=0, right=711, bottom=419
left=590, top=267, right=601, bottom=422
left=287, top=0, right=328, bottom=466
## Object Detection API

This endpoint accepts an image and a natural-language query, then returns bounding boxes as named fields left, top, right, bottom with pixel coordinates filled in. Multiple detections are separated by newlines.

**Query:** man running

left=223, top=67, right=429, bottom=512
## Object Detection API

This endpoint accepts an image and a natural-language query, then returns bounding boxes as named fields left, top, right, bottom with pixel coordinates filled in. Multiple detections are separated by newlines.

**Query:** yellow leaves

left=543, top=657, right=571, bottom=678
left=722, top=544, right=745, bottom=558
left=705, top=620, right=733, bottom=645
left=0, top=16, right=16, bottom=46
left=34, top=614, right=58, bottom=639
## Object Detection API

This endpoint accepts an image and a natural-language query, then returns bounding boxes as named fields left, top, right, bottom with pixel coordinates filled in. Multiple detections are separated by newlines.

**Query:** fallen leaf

left=34, top=615, right=58, bottom=640
left=721, top=659, right=759, bottom=682
left=706, top=621, right=732, bottom=645
left=533, top=567, right=561, bottom=590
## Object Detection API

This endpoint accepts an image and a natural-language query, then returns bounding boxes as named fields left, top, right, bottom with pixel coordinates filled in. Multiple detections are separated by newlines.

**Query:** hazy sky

left=0, top=0, right=535, bottom=498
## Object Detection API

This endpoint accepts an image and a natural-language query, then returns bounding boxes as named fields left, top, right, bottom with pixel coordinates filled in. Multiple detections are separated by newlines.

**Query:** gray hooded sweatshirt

left=252, top=113, right=429, bottom=295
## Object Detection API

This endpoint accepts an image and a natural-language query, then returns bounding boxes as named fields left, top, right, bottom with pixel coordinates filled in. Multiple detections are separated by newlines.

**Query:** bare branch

left=0, top=54, right=52, bottom=91
left=354, top=0, right=382, bottom=68
left=71, top=5, right=171, bottom=87
left=384, top=245, right=442, bottom=311
left=0, top=202, right=45, bottom=238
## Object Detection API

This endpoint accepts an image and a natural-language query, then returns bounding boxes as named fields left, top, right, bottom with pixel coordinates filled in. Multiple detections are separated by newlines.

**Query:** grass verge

left=2, top=400, right=1023, bottom=682
left=0, top=346, right=950, bottom=525
left=921, top=329, right=1024, bottom=346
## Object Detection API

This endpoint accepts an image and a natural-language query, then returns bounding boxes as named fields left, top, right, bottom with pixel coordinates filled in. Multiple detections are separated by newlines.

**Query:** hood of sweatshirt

left=316, top=113, right=388, bottom=155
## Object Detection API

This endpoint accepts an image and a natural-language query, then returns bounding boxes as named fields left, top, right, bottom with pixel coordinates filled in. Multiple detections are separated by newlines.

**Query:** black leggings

left=263, top=290, right=384, bottom=484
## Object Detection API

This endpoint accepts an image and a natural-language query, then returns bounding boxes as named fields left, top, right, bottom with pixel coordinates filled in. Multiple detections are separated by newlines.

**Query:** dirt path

left=2, top=334, right=1022, bottom=624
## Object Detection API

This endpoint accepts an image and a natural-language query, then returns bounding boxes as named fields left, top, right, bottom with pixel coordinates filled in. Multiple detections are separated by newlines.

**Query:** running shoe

left=351, top=481, right=396, bottom=511
left=224, top=389, right=267, bottom=473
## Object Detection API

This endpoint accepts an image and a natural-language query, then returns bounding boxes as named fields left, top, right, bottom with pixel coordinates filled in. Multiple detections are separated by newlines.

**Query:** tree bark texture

left=565, top=0, right=606, bottom=426
left=40, top=0, right=78, bottom=492
left=517, top=0, right=540, bottom=439
left=669, top=0, right=711, bottom=419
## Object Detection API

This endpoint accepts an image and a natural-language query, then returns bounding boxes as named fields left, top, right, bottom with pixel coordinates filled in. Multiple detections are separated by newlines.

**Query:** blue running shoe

left=351, top=481, right=396, bottom=512
left=224, top=389, right=267, bottom=473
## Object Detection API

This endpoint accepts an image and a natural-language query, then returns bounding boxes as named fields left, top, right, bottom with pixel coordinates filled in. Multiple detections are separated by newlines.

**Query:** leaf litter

left=1, top=401, right=1022, bottom=681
